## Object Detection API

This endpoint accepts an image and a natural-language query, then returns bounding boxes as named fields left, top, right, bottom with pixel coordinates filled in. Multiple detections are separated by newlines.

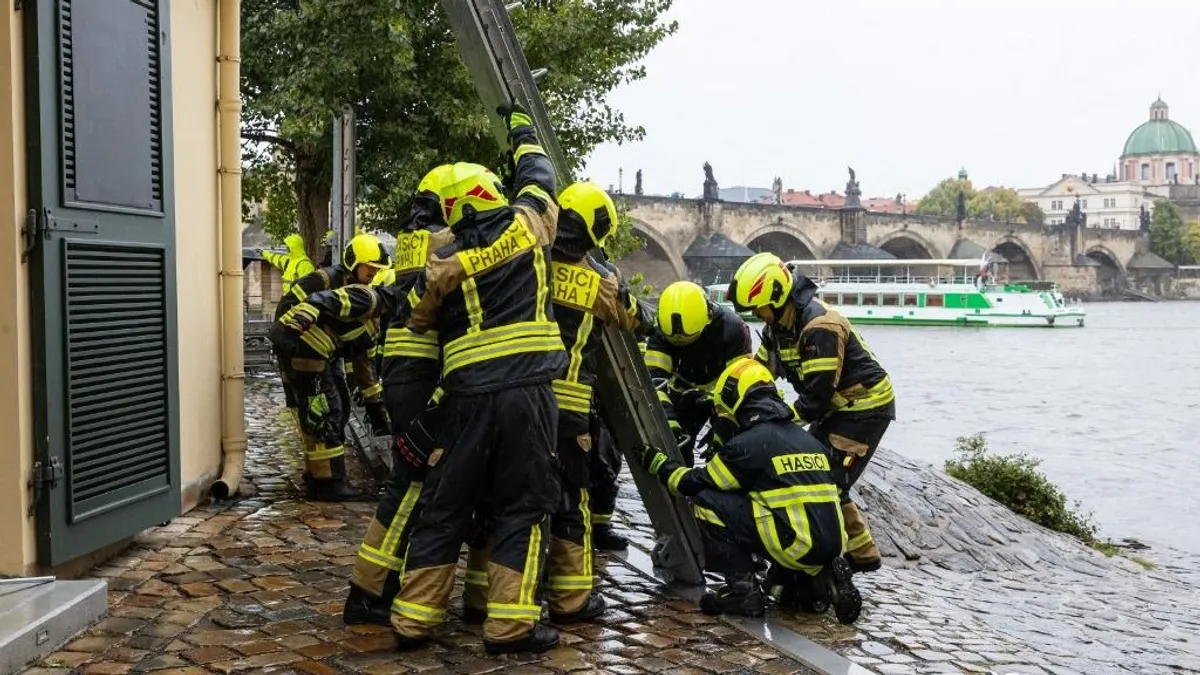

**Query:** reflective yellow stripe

left=801, top=357, right=839, bottom=375
left=517, top=184, right=553, bottom=205
left=752, top=484, right=841, bottom=509
left=644, top=350, right=673, bottom=374
left=666, top=466, right=689, bottom=495
left=394, top=599, right=447, bottom=624
left=750, top=501, right=823, bottom=574
left=307, top=444, right=344, bottom=461
left=693, top=505, right=726, bottom=527
left=580, top=489, right=593, bottom=589
left=407, top=287, right=420, bottom=310
left=545, top=575, right=594, bottom=590
left=356, top=543, right=403, bottom=571
left=341, top=324, right=368, bottom=342
left=383, top=328, right=440, bottom=359
left=847, top=531, right=874, bottom=551
left=755, top=344, right=770, bottom=363
left=513, top=143, right=547, bottom=162
left=299, top=326, right=336, bottom=358
left=832, top=376, right=895, bottom=413
left=359, top=481, right=423, bottom=572
left=442, top=321, right=563, bottom=375
left=566, top=314, right=593, bottom=383
left=463, top=278, right=484, bottom=334
left=360, top=382, right=383, bottom=399
left=518, top=520, right=543, bottom=612
left=552, top=380, right=593, bottom=414
left=591, top=512, right=612, bottom=525
left=464, top=569, right=489, bottom=587
left=486, top=602, right=542, bottom=621
left=335, top=288, right=353, bottom=318
left=533, top=245, right=549, bottom=323
left=656, top=389, right=672, bottom=405
left=704, top=455, right=741, bottom=490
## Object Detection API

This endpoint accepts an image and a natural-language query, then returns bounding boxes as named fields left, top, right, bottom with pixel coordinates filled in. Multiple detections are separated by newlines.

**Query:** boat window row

left=819, top=292, right=943, bottom=308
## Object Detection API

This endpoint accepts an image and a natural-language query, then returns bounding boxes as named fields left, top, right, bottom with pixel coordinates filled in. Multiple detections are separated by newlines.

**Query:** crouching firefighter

left=730, top=252, right=895, bottom=574
left=635, top=357, right=862, bottom=624
left=267, top=234, right=392, bottom=501
left=389, top=104, right=566, bottom=655
left=342, top=167, right=457, bottom=625
left=644, top=281, right=753, bottom=466
left=539, top=180, right=653, bottom=622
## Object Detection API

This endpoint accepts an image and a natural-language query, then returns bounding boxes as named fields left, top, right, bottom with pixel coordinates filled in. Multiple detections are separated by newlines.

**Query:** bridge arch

left=622, top=218, right=687, bottom=282
left=1085, top=245, right=1126, bottom=295
left=742, top=224, right=820, bottom=261
left=990, top=235, right=1041, bottom=281
left=874, top=230, right=942, bottom=259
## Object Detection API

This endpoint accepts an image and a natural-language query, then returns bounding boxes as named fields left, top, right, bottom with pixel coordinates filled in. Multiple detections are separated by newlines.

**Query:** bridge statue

left=635, top=169, right=643, bottom=196
left=702, top=162, right=719, bottom=200
left=772, top=176, right=783, bottom=204
left=956, top=190, right=967, bottom=223
left=843, top=166, right=862, bottom=208
left=1140, top=204, right=1151, bottom=231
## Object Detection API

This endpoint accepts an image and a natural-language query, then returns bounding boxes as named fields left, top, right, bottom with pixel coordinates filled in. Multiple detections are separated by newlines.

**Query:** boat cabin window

left=861, top=294, right=880, bottom=306
left=818, top=293, right=831, bottom=303
left=841, top=294, right=858, bottom=306
left=902, top=294, right=918, bottom=307
left=881, top=294, right=900, bottom=306
left=925, top=294, right=944, bottom=308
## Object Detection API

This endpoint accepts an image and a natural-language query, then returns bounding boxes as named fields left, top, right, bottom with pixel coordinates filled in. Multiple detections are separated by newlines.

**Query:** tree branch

left=242, top=131, right=296, bottom=151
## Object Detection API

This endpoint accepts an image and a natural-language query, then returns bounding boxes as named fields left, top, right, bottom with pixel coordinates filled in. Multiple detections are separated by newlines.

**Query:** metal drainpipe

left=211, top=0, right=247, bottom=499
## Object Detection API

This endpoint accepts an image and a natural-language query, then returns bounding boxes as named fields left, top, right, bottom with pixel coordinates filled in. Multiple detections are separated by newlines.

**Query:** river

left=755, top=301, right=1200, bottom=554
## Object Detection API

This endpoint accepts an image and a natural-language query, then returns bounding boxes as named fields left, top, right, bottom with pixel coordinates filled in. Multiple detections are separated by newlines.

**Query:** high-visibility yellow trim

left=299, top=326, right=336, bottom=357
left=545, top=575, right=594, bottom=590
left=847, top=531, right=874, bottom=552
left=704, top=455, right=741, bottom=490
left=533, top=245, right=549, bottom=323
left=306, top=444, right=344, bottom=461
left=565, top=313, right=593, bottom=383
left=441, top=321, right=563, bottom=375
left=656, top=389, right=672, bottom=405
left=394, top=599, right=447, bottom=624
left=519, top=520, right=543, bottom=612
left=516, top=184, right=553, bottom=205
left=753, top=484, right=841, bottom=509
left=755, top=344, right=770, bottom=363
left=356, top=543, right=403, bottom=571
left=457, top=220, right=536, bottom=276
left=334, top=288, right=353, bottom=318
left=552, top=380, right=593, bottom=414
left=666, top=466, right=689, bottom=495
left=464, top=569, right=489, bottom=587
left=644, top=350, right=673, bottom=374
left=591, top=512, right=612, bottom=525
left=360, top=382, right=383, bottom=399
left=693, top=505, right=726, bottom=527
left=383, top=328, right=439, bottom=360
left=485, top=602, right=542, bottom=621
left=801, top=357, right=839, bottom=375
left=832, top=375, right=895, bottom=413
left=581, top=489, right=593, bottom=591
left=463, top=278, right=483, bottom=334
left=513, top=143, right=547, bottom=163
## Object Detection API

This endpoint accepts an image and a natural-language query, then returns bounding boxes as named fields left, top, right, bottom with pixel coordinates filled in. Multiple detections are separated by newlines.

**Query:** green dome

left=1122, top=119, right=1197, bottom=156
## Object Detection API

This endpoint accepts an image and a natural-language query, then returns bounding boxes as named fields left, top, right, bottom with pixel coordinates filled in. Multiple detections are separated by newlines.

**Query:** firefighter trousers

left=692, top=489, right=843, bottom=577
left=391, top=383, right=558, bottom=645
left=285, top=358, right=347, bottom=479
left=809, top=413, right=892, bottom=567
left=545, top=415, right=595, bottom=615
left=349, top=380, right=441, bottom=601
left=588, top=411, right=621, bottom=529
left=669, top=391, right=714, bottom=467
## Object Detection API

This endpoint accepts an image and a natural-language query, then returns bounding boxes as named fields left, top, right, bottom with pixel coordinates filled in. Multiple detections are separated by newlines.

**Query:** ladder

left=438, top=0, right=705, bottom=585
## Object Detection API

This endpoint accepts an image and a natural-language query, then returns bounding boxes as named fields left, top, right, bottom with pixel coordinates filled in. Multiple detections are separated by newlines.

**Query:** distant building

left=1119, top=98, right=1199, bottom=185
left=1017, top=175, right=1154, bottom=230
left=755, top=188, right=906, bottom=213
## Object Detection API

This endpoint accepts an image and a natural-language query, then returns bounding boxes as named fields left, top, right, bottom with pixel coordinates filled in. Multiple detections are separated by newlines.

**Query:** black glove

left=267, top=322, right=301, bottom=358
left=678, top=388, right=711, bottom=413
left=496, top=102, right=532, bottom=133
left=634, top=442, right=673, bottom=481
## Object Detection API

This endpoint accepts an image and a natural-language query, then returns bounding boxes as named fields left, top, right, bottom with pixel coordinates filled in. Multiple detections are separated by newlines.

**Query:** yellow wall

left=0, top=1, right=223, bottom=575
left=171, top=0, right=224, bottom=512
left=0, top=4, right=35, bottom=576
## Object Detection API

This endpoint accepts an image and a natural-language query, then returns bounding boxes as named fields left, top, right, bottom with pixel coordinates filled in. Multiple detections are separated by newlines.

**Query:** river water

left=755, top=302, right=1200, bottom=554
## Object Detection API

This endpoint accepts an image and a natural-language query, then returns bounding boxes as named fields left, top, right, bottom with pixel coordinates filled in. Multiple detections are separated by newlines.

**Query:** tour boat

left=707, top=257, right=1086, bottom=328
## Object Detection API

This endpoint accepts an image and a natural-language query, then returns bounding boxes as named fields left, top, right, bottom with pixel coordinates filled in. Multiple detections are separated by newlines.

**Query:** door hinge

left=27, top=457, right=63, bottom=517
left=21, top=209, right=100, bottom=263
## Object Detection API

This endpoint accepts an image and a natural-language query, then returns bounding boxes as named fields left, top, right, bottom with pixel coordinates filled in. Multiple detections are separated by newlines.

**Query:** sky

left=580, top=0, right=1200, bottom=201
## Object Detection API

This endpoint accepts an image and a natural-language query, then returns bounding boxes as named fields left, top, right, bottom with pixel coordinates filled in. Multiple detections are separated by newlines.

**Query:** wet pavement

left=21, top=377, right=820, bottom=675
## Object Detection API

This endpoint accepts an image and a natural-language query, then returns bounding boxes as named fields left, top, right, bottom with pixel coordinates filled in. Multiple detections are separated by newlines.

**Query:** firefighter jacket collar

left=735, top=391, right=795, bottom=429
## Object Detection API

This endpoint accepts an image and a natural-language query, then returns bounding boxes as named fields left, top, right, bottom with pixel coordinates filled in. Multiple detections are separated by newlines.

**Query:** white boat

left=707, top=257, right=1086, bottom=328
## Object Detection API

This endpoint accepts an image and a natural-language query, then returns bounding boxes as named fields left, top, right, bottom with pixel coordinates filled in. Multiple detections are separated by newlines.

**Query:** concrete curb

left=610, top=546, right=876, bottom=675
left=0, top=578, right=108, bottom=674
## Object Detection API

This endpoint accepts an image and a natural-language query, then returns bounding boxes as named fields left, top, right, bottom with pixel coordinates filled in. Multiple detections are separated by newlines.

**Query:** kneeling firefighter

left=635, top=357, right=862, bottom=624
left=268, top=234, right=392, bottom=501
left=342, top=166, right=457, bottom=625
left=644, top=281, right=753, bottom=466
left=729, top=252, right=895, bottom=574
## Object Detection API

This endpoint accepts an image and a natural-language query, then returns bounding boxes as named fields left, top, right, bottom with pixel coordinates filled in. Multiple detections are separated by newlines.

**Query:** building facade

left=1119, top=98, right=1199, bottom=185
left=0, top=0, right=241, bottom=575
left=1017, top=175, right=1155, bottom=230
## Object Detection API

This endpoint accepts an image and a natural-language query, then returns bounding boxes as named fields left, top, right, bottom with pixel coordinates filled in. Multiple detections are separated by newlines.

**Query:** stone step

left=0, top=578, right=107, bottom=674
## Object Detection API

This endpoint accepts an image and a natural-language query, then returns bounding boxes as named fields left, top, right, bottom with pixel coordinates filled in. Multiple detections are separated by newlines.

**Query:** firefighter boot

left=764, top=565, right=827, bottom=614
left=591, top=523, right=628, bottom=551
left=311, top=456, right=365, bottom=502
left=483, top=624, right=561, bottom=655
left=550, top=594, right=607, bottom=624
left=342, top=584, right=391, bottom=626
left=829, top=556, right=863, bottom=625
left=699, top=573, right=765, bottom=618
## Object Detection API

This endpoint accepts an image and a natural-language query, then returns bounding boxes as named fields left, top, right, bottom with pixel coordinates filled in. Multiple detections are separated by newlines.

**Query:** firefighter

left=644, top=281, right=753, bottom=466
left=268, top=233, right=391, bottom=501
left=588, top=407, right=627, bottom=550
left=343, top=166, right=456, bottom=625
left=634, top=357, right=861, bottom=624
left=260, top=233, right=316, bottom=296
left=728, top=252, right=895, bottom=575
left=388, top=104, right=566, bottom=654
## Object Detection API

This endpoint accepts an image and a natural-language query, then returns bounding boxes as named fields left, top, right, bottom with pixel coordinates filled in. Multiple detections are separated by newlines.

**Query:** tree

left=242, top=0, right=677, bottom=259
left=1149, top=200, right=1190, bottom=265
left=1184, top=221, right=1200, bottom=265
left=915, top=177, right=1041, bottom=224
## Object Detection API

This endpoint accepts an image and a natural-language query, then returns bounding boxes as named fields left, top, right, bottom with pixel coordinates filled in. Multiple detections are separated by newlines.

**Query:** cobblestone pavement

left=23, top=377, right=819, bottom=675
left=613, top=451, right=1200, bottom=675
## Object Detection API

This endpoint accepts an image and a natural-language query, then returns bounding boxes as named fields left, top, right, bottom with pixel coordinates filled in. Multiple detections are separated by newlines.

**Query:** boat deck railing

left=817, top=274, right=985, bottom=286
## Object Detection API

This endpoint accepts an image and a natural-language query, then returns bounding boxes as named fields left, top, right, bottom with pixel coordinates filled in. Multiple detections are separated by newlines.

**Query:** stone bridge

left=616, top=194, right=1157, bottom=297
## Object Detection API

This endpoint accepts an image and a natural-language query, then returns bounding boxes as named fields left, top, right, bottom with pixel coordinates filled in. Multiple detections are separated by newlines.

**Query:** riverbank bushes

left=944, top=433, right=1099, bottom=544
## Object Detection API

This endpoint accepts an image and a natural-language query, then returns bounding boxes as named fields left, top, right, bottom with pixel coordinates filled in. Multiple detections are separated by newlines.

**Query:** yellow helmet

left=438, top=162, right=509, bottom=227
left=370, top=266, right=396, bottom=287
left=343, top=233, right=391, bottom=271
left=729, top=252, right=793, bottom=311
left=558, top=181, right=618, bottom=249
left=713, top=357, right=777, bottom=420
left=656, top=281, right=712, bottom=346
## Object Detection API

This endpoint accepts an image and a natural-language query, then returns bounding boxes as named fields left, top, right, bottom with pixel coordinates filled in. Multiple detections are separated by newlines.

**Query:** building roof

left=1127, top=251, right=1175, bottom=270
left=682, top=233, right=755, bottom=259
left=1122, top=98, right=1197, bottom=156
left=826, top=241, right=895, bottom=260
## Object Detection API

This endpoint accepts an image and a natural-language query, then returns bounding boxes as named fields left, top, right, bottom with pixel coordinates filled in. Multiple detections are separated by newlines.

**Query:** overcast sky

left=580, top=0, right=1200, bottom=201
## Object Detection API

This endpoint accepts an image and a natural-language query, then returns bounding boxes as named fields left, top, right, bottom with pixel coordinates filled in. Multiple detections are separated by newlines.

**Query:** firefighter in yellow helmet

left=342, top=165, right=457, bottom=625
left=268, top=233, right=391, bottom=501
left=728, top=251, right=895, bottom=575
left=384, top=104, right=566, bottom=654
left=635, top=357, right=861, bottom=623
left=260, top=233, right=316, bottom=296
left=644, top=281, right=753, bottom=466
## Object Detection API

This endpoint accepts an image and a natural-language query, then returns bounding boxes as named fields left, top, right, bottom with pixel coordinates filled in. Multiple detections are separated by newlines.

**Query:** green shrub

left=944, top=433, right=1098, bottom=543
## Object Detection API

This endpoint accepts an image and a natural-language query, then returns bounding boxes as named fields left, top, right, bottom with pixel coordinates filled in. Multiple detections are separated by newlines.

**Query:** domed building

left=1119, top=98, right=1199, bottom=185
